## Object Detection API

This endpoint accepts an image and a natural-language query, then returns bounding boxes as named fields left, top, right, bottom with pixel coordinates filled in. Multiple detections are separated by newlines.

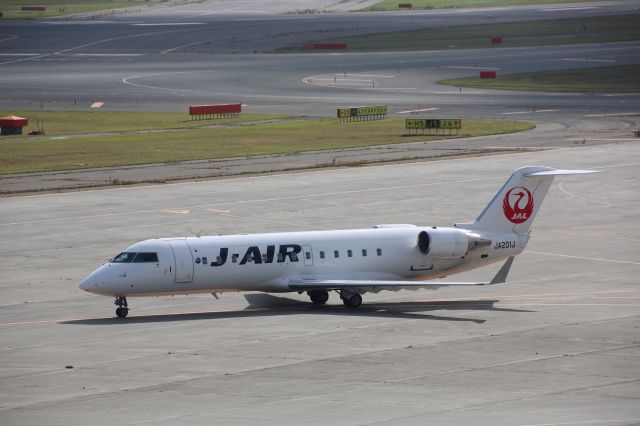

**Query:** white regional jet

left=80, top=166, right=597, bottom=318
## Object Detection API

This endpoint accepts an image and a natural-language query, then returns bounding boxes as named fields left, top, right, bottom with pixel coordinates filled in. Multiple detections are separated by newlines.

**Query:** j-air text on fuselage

left=80, top=166, right=599, bottom=318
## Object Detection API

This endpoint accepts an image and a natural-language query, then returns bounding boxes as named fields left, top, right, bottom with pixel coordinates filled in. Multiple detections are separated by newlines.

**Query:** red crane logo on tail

left=503, top=187, right=534, bottom=224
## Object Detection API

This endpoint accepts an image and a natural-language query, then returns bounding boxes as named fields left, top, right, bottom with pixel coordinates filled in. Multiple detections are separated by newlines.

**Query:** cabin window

left=216, top=255, right=222, bottom=264
left=377, top=248, right=382, bottom=256
left=362, top=249, right=367, bottom=257
left=262, top=254, right=268, bottom=262
left=112, top=252, right=136, bottom=263
left=305, top=252, right=311, bottom=260
left=277, top=253, right=284, bottom=262
left=320, top=251, right=325, bottom=259
left=232, top=254, right=239, bottom=263
left=347, top=250, right=353, bottom=258
left=334, top=250, right=339, bottom=258
left=202, top=257, right=208, bottom=264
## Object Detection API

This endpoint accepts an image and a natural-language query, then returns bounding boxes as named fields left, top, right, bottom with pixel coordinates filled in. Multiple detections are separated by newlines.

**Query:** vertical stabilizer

left=463, top=167, right=598, bottom=234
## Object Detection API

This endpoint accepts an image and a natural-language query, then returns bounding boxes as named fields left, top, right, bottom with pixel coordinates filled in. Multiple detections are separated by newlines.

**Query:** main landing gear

left=341, top=292, right=362, bottom=308
left=307, top=290, right=329, bottom=305
left=114, top=297, right=129, bottom=318
left=305, top=289, right=363, bottom=308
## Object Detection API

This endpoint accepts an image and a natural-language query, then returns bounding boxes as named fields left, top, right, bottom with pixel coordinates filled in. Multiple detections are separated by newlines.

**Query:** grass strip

left=439, top=65, right=640, bottom=93
left=0, top=118, right=533, bottom=175
left=277, top=14, right=640, bottom=52
left=0, top=0, right=146, bottom=19
left=365, top=0, right=603, bottom=11
left=0, top=111, right=295, bottom=137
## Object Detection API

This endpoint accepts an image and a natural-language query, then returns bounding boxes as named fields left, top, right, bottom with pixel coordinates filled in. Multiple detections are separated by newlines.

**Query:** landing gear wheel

left=342, top=293, right=362, bottom=308
left=308, top=290, right=329, bottom=305
left=114, top=296, right=129, bottom=318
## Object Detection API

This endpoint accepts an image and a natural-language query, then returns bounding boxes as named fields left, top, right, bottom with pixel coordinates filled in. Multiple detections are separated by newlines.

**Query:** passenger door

left=168, top=239, right=194, bottom=283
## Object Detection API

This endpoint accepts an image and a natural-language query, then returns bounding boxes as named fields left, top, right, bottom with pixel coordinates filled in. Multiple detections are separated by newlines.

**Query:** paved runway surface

left=1, top=142, right=639, bottom=425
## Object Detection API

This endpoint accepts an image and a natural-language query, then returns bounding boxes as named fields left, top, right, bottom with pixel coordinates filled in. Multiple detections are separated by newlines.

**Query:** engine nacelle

left=417, top=228, right=491, bottom=258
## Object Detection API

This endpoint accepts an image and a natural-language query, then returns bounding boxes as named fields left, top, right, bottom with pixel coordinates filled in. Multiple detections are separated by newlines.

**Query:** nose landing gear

left=114, top=297, right=129, bottom=318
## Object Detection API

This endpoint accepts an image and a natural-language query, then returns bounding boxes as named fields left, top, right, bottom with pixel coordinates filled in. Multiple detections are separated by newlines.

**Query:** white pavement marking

left=161, top=41, right=208, bottom=54
left=527, top=251, right=640, bottom=266
left=161, top=209, right=191, bottom=215
left=90, top=102, right=104, bottom=109
left=502, top=109, right=558, bottom=115
left=566, top=138, right=639, bottom=142
left=484, top=146, right=549, bottom=150
left=72, top=53, right=145, bottom=57
left=397, top=108, right=439, bottom=114
left=520, top=419, right=640, bottom=426
left=310, top=78, right=373, bottom=83
left=339, top=73, right=395, bottom=78
left=0, top=35, right=18, bottom=43
left=584, top=112, right=640, bottom=117
left=446, top=66, right=499, bottom=70
left=562, top=58, right=616, bottom=63
left=42, top=20, right=118, bottom=24
left=0, top=53, right=40, bottom=56
left=542, top=6, right=600, bottom=11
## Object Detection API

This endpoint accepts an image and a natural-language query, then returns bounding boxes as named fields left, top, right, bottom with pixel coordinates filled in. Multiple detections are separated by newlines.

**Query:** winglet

left=490, top=256, right=515, bottom=284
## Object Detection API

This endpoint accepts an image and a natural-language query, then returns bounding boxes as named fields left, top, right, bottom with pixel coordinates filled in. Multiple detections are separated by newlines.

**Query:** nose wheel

left=114, top=297, right=129, bottom=318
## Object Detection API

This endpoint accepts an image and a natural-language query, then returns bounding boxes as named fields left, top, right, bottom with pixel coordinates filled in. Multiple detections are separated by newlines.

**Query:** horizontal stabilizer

left=524, top=169, right=600, bottom=177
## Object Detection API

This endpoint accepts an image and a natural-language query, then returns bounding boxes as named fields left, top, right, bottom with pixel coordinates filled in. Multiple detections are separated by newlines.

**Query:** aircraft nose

left=80, top=268, right=103, bottom=293
left=79, top=276, right=95, bottom=293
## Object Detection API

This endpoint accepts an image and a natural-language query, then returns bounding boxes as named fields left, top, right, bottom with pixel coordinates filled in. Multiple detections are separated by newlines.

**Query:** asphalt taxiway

left=1, top=142, right=639, bottom=425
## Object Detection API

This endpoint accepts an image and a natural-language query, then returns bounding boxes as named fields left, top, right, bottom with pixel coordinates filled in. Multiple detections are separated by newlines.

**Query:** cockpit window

left=111, top=252, right=136, bottom=263
left=134, top=252, right=159, bottom=263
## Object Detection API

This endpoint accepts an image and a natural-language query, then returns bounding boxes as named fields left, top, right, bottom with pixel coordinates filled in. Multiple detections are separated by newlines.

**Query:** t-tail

left=459, top=166, right=599, bottom=235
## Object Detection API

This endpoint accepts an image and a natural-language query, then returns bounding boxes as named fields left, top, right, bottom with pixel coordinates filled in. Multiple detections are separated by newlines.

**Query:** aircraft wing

left=289, top=257, right=514, bottom=293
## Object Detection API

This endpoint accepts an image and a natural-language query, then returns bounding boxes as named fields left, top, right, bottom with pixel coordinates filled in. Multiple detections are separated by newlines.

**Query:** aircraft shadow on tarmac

left=63, top=294, right=531, bottom=325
